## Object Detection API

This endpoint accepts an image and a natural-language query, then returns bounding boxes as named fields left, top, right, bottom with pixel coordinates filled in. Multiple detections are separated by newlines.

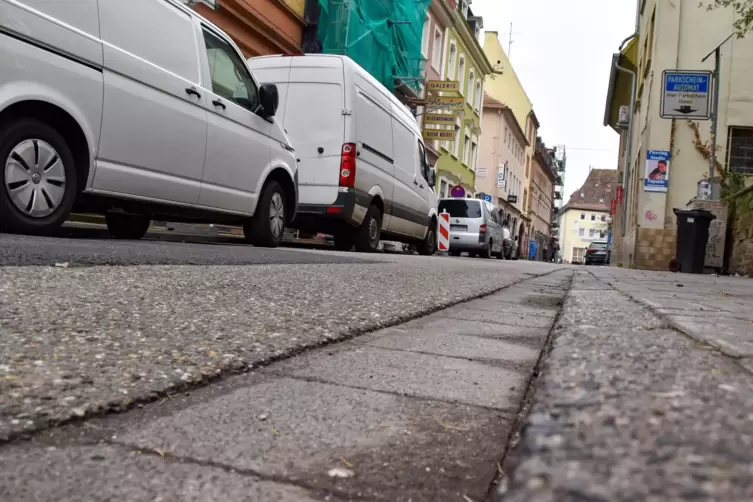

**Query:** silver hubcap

left=368, top=217, right=378, bottom=242
left=4, top=139, right=66, bottom=218
left=269, top=192, right=284, bottom=238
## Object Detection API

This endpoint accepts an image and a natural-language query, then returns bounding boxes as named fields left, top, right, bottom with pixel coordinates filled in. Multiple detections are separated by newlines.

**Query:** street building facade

left=529, top=140, right=557, bottom=260
left=604, top=0, right=753, bottom=270
left=418, top=0, right=453, bottom=168
left=482, top=31, right=539, bottom=253
left=477, top=95, right=528, bottom=248
left=551, top=146, right=567, bottom=259
left=559, top=169, right=619, bottom=264
left=429, top=1, right=493, bottom=199
left=188, top=0, right=305, bottom=57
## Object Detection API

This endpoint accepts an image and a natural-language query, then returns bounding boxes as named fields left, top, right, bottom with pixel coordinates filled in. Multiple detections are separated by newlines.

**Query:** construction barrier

left=438, top=212, right=450, bottom=252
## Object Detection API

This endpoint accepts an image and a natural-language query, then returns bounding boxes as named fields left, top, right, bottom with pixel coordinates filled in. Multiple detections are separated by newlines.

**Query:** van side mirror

left=428, top=169, right=436, bottom=188
left=259, top=83, right=279, bottom=118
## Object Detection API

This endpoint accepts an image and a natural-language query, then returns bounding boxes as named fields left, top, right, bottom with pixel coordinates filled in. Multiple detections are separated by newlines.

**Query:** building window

left=447, top=42, right=457, bottom=80
left=591, top=214, right=596, bottom=221
left=475, top=81, right=482, bottom=111
left=421, top=15, right=430, bottom=58
left=728, top=126, right=753, bottom=174
left=463, top=133, right=470, bottom=166
left=431, top=28, right=443, bottom=71
left=581, top=213, right=585, bottom=220
left=439, top=178, right=449, bottom=198
left=452, top=124, right=460, bottom=157
left=470, top=140, right=478, bottom=171
left=579, top=228, right=585, bottom=237
left=589, top=228, right=596, bottom=238
left=466, top=70, right=474, bottom=104
left=601, top=214, right=606, bottom=222
left=457, top=55, right=466, bottom=92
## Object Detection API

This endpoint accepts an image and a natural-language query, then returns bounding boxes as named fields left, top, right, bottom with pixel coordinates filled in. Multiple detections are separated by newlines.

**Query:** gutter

left=614, top=31, right=638, bottom=238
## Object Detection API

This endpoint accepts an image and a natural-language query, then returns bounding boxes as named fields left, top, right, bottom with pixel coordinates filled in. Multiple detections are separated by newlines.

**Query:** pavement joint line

left=590, top=271, right=752, bottom=368
left=0, top=268, right=565, bottom=445
left=431, top=314, right=561, bottom=329
left=100, top=439, right=357, bottom=502
left=353, top=342, right=538, bottom=375
left=262, top=370, right=522, bottom=416
left=484, top=271, right=575, bottom=500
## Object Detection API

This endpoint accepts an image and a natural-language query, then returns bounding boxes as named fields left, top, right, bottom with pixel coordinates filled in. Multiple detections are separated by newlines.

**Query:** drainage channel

left=0, top=270, right=574, bottom=502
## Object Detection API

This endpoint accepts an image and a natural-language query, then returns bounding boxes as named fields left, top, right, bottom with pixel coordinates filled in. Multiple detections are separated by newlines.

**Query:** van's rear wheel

left=0, top=119, right=77, bottom=234
left=480, top=240, right=492, bottom=259
left=418, top=219, right=436, bottom=256
left=354, top=204, right=381, bottom=253
left=106, top=212, right=151, bottom=239
left=245, top=180, right=285, bottom=248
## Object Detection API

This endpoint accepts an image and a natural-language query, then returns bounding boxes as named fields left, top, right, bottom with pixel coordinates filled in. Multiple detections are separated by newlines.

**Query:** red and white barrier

left=438, top=212, right=450, bottom=252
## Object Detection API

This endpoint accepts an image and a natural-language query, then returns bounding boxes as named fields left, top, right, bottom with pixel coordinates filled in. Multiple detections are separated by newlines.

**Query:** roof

left=603, top=37, right=638, bottom=130
left=561, top=169, right=619, bottom=213
left=528, top=110, right=540, bottom=129
left=483, top=93, right=530, bottom=147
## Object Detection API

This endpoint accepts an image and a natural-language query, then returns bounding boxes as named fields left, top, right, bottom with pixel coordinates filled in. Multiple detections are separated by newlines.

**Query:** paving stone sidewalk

left=498, top=268, right=753, bottom=502
left=0, top=270, right=572, bottom=502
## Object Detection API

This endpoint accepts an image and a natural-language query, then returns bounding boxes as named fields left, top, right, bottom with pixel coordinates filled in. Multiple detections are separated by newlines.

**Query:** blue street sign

left=450, top=185, right=466, bottom=198
left=660, top=70, right=712, bottom=120
left=481, top=194, right=492, bottom=203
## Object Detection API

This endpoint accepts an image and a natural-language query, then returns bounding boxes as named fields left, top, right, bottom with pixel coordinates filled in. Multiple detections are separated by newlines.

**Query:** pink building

left=476, top=94, right=529, bottom=245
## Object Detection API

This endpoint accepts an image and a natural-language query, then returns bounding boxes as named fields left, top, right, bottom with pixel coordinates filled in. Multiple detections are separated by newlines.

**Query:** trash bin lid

left=673, top=208, right=717, bottom=220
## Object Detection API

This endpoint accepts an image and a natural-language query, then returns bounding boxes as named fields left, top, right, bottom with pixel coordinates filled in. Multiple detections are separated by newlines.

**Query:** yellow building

left=559, top=169, right=619, bottom=264
left=482, top=31, right=539, bottom=248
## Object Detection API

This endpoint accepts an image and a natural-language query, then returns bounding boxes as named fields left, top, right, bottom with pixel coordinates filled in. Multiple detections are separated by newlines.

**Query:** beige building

left=476, top=95, right=528, bottom=246
left=559, top=169, right=619, bottom=263
left=604, top=0, right=753, bottom=269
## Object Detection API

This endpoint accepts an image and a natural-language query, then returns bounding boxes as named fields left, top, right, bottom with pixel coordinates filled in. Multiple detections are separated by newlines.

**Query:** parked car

left=438, top=198, right=504, bottom=259
left=0, top=0, right=297, bottom=246
left=585, top=240, right=610, bottom=265
left=249, top=54, right=438, bottom=254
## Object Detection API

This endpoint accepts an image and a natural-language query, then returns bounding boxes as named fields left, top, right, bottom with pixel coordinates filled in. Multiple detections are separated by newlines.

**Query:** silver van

left=438, top=198, right=504, bottom=259
left=0, top=0, right=297, bottom=247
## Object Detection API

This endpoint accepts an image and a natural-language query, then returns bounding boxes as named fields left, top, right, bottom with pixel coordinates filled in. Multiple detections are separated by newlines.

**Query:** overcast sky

left=472, top=0, right=637, bottom=198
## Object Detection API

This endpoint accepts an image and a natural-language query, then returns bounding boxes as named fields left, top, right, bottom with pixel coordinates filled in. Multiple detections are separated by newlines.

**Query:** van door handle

left=212, top=99, right=226, bottom=110
left=185, top=87, right=201, bottom=99
left=419, top=184, right=424, bottom=189
left=413, top=180, right=419, bottom=185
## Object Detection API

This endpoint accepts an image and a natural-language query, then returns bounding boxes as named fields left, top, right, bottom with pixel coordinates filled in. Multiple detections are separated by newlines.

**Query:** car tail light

left=479, top=224, right=487, bottom=234
left=339, top=143, right=356, bottom=188
left=587, top=248, right=596, bottom=253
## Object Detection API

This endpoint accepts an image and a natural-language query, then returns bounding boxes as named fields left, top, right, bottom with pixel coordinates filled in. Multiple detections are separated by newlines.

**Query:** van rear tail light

left=339, top=143, right=357, bottom=188
left=587, top=248, right=596, bottom=253
left=479, top=224, right=487, bottom=234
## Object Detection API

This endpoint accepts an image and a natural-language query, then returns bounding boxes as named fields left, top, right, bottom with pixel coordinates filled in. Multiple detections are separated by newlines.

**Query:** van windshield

left=438, top=199, right=482, bottom=218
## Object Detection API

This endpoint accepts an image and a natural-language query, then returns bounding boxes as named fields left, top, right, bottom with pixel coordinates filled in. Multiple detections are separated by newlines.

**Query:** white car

left=249, top=54, right=438, bottom=254
left=0, top=0, right=298, bottom=246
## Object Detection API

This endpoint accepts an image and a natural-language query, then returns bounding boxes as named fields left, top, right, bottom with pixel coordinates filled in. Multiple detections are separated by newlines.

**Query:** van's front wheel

left=354, top=204, right=381, bottom=253
left=245, top=180, right=285, bottom=248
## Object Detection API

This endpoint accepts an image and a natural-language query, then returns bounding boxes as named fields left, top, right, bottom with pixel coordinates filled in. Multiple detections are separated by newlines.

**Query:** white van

left=249, top=54, right=438, bottom=254
left=0, top=0, right=297, bottom=247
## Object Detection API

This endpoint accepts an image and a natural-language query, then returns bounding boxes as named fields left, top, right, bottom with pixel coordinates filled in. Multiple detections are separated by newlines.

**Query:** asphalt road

left=0, top=229, right=370, bottom=266
left=0, top=230, right=562, bottom=441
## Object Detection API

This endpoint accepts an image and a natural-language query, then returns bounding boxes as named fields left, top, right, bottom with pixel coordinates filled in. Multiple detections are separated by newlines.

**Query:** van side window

left=417, top=141, right=431, bottom=181
left=202, top=28, right=259, bottom=112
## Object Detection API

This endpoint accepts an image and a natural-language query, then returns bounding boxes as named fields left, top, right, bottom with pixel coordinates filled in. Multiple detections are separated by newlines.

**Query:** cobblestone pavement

left=498, top=268, right=753, bottom=502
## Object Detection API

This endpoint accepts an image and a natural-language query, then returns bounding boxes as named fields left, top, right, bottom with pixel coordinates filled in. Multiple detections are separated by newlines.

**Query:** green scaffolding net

left=316, top=0, right=431, bottom=94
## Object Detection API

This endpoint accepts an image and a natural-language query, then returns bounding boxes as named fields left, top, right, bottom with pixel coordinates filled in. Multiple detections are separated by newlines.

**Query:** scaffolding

left=315, top=0, right=431, bottom=93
